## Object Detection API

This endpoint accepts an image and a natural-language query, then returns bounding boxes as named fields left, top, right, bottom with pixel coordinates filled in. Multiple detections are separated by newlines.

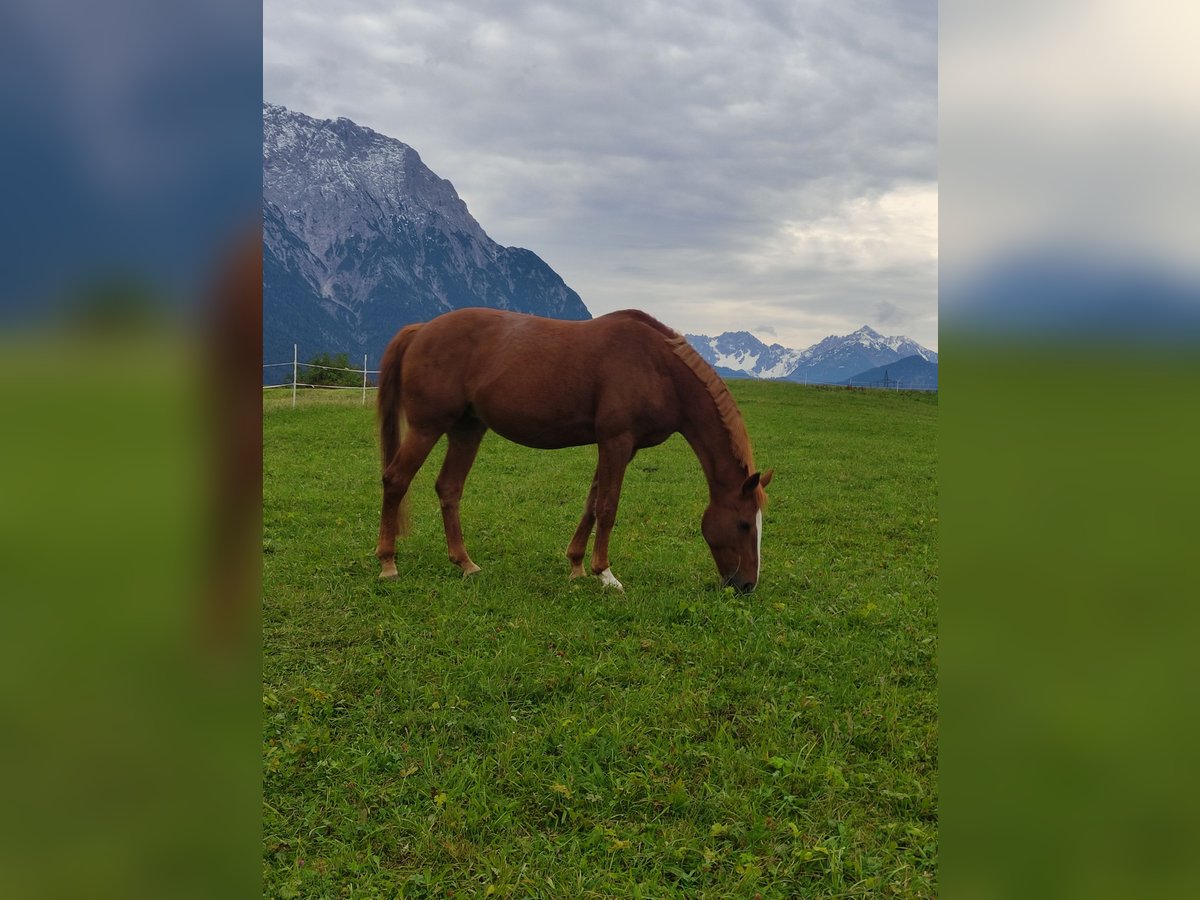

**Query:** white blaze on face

left=755, top=509, right=763, bottom=583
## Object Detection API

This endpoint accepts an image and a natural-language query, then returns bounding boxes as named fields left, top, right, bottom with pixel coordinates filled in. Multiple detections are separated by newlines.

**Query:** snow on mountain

left=686, top=326, right=937, bottom=385
left=684, top=331, right=807, bottom=380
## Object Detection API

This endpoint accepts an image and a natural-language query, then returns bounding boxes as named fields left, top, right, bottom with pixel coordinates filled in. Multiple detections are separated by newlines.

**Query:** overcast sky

left=264, top=0, right=938, bottom=351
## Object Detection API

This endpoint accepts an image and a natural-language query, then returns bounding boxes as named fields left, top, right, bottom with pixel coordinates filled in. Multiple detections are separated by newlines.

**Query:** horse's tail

left=377, top=324, right=423, bottom=537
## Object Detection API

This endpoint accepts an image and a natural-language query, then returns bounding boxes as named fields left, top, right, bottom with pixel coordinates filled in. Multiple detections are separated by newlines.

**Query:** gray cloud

left=265, top=0, right=938, bottom=350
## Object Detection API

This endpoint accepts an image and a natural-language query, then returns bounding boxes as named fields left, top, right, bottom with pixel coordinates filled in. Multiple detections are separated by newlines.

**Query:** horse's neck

left=678, top=385, right=746, bottom=501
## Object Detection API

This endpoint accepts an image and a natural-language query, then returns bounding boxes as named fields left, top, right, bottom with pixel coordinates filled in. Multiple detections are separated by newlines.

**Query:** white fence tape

left=291, top=361, right=382, bottom=374
left=288, top=382, right=379, bottom=390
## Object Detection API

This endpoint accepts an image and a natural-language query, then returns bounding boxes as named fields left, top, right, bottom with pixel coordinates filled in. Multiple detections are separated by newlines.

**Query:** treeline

left=299, top=352, right=369, bottom=387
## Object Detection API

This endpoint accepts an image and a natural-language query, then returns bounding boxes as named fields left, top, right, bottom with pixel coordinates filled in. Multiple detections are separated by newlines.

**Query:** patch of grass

left=264, top=382, right=937, bottom=897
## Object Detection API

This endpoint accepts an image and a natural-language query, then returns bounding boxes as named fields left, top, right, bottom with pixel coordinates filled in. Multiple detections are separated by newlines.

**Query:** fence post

left=362, top=353, right=368, bottom=407
left=292, top=343, right=298, bottom=409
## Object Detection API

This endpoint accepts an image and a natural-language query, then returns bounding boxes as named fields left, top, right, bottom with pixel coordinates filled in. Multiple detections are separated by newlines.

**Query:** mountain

left=683, top=331, right=806, bottom=379
left=787, top=326, right=937, bottom=384
left=686, top=326, right=937, bottom=385
left=263, top=103, right=590, bottom=374
left=839, top=354, right=938, bottom=389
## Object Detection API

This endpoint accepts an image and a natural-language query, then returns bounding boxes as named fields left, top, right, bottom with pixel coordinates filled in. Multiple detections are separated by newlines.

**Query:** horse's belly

left=493, top=424, right=595, bottom=449
left=479, top=411, right=596, bottom=449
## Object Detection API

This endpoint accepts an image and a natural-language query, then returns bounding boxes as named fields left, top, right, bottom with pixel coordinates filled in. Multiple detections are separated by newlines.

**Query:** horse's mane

left=609, top=310, right=756, bottom=474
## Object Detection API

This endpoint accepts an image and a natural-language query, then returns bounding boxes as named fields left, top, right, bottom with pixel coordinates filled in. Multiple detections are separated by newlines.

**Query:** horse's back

left=406, top=308, right=670, bottom=377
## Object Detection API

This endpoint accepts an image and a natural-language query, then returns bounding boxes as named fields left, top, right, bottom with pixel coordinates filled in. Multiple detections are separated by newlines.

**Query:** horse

left=375, top=308, right=773, bottom=592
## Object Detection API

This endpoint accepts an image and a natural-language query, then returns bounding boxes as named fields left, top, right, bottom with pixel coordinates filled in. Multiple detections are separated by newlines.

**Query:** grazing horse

left=375, top=308, right=773, bottom=592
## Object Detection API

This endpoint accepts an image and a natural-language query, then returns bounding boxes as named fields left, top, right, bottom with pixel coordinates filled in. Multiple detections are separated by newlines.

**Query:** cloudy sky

left=265, top=0, right=938, bottom=351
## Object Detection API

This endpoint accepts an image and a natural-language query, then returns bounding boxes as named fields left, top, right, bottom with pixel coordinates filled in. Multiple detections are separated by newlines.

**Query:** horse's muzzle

left=726, top=574, right=756, bottom=594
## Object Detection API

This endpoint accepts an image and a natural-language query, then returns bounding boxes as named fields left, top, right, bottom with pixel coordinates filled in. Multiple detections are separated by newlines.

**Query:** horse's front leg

left=590, top=439, right=634, bottom=590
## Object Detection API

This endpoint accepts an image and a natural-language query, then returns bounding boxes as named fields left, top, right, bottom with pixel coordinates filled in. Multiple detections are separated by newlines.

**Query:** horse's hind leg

left=566, top=465, right=599, bottom=579
left=435, top=419, right=487, bottom=576
left=377, top=428, right=440, bottom=579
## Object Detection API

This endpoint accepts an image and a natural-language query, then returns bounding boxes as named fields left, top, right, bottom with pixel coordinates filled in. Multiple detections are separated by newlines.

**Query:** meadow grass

left=263, top=381, right=937, bottom=897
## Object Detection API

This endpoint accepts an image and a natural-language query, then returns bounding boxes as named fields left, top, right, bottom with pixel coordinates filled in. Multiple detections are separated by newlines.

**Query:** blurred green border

left=0, top=332, right=260, bottom=899
left=941, top=336, right=1200, bottom=898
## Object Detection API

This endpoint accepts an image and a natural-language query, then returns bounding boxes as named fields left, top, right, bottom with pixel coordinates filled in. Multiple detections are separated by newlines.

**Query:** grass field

left=263, top=380, right=938, bottom=897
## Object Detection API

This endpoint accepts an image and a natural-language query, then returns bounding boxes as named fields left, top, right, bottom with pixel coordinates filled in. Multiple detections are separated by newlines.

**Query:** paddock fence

left=263, top=345, right=379, bottom=408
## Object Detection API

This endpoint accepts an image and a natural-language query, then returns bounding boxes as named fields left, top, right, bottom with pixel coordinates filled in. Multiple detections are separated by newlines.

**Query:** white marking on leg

left=755, top=509, right=763, bottom=584
left=598, top=568, right=624, bottom=591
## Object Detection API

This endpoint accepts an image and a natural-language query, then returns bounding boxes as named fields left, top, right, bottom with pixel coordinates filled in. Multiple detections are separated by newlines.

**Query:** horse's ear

left=742, top=469, right=774, bottom=495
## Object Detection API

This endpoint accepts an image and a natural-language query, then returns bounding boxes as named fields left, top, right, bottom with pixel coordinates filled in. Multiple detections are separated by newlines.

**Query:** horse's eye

left=738, top=521, right=751, bottom=533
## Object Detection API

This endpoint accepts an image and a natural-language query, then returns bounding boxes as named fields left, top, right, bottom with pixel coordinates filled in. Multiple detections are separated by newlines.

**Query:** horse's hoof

left=598, top=568, right=624, bottom=591
left=461, top=563, right=481, bottom=577
left=379, top=561, right=399, bottom=580
left=568, top=564, right=585, bottom=580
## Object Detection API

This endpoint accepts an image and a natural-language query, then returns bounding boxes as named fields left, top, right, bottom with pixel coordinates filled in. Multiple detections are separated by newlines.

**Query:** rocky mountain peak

left=263, top=102, right=488, bottom=258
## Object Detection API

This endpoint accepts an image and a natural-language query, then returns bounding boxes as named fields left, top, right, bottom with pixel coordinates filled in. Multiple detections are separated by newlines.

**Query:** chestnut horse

left=375, top=308, right=773, bottom=592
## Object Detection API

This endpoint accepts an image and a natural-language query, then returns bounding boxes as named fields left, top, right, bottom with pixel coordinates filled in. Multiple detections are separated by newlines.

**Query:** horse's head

left=701, top=469, right=773, bottom=593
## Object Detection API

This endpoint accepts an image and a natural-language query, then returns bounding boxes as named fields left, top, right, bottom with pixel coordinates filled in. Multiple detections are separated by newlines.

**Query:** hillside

left=841, top=354, right=938, bottom=389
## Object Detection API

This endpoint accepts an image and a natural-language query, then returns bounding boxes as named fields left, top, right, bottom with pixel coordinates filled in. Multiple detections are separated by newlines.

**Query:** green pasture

left=263, top=381, right=938, bottom=897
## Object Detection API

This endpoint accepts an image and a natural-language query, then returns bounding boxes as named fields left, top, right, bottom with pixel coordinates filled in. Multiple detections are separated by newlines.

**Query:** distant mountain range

left=263, top=103, right=590, bottom=374
left=263, top=103, right=937, bottom=390
left=686, top=326, right=938, bottom=387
